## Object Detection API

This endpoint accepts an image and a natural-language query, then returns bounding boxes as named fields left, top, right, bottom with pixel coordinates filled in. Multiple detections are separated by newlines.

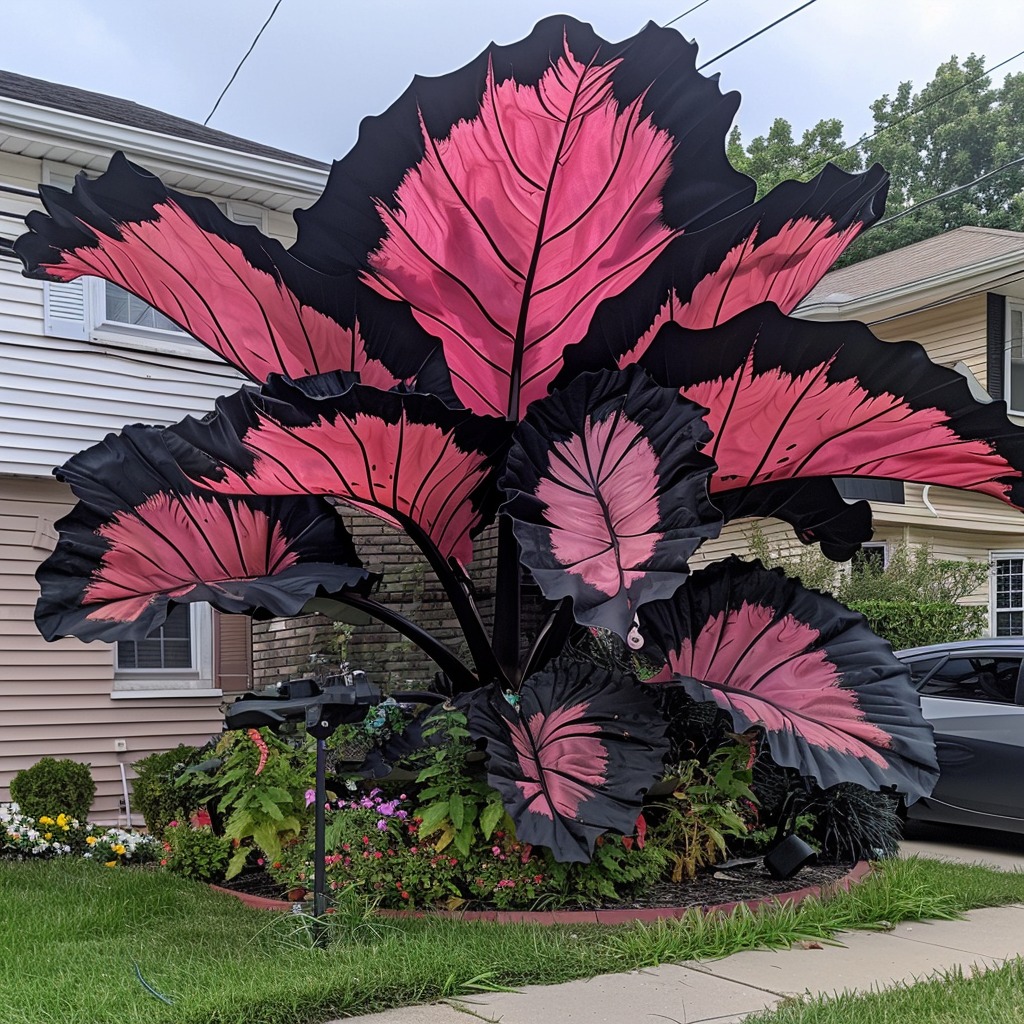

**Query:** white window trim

left=113, top=604, right=215, bottom=694
left=990, top=550, right=1024, bottom=637
left=1004, top=298, right=1024, bottom=416
left=41, top=161, right=267, bottom=359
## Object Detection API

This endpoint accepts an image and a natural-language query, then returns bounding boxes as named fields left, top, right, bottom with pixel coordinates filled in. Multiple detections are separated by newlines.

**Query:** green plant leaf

left=479, top=800, right=503, bottom=840
left=448, top=793, right=465, bottom=832
left=417, top=802, right=450, bottom=837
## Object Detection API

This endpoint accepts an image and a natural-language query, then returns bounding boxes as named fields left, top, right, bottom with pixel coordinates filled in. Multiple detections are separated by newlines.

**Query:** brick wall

left=253, top=510, right=504, bottom=691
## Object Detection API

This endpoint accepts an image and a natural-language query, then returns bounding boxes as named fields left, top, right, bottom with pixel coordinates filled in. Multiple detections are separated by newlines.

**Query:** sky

left=0, top=0, right=1021, bottom=165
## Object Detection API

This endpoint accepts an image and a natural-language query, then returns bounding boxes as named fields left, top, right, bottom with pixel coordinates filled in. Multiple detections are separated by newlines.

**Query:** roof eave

left=0, top=95, right=329, bottom=204
left=796, top=248, right=1024, bottom=323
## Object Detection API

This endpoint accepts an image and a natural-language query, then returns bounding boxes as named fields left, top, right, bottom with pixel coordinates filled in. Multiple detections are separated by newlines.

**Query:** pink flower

left=304, top=789, right=316, bottom=807
left=491, top=846, right=501, bottom=856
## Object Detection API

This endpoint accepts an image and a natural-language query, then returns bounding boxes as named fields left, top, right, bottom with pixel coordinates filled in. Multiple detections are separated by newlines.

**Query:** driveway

left=901, top=819, right=1024, bottom=870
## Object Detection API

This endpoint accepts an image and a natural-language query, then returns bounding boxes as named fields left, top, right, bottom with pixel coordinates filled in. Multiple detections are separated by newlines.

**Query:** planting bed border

left=210, top=860, right=872, bottom=923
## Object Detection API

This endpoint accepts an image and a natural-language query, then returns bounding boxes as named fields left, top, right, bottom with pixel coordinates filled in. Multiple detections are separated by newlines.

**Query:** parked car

left=895, top=639, right=1024, bottom=834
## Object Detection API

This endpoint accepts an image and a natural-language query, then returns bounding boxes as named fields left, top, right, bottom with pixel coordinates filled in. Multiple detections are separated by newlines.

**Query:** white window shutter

left=43, top=278, right=91, bottom=340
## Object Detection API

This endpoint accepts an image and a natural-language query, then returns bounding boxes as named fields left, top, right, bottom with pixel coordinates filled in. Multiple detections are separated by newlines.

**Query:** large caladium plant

left=19, top=16, right=1024, bottom=861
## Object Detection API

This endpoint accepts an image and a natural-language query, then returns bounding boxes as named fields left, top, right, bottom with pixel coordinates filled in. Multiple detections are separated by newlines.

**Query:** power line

left=697, top=0, right=819, bottom=71
left=663, top=0, right=715, bottom=28
left=806, top=47, right=1024, bottom=177
left=203, top=0, right=285, bottom=126
left=874, top=154, right=1024, bottom=228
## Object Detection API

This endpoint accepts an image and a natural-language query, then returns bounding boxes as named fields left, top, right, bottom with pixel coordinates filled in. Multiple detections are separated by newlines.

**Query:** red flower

left=401, top=891, right=410, bottom=900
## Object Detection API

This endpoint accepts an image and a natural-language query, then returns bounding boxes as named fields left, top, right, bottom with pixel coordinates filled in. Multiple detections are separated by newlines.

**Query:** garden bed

left=212, top=858, right=867, bottom=921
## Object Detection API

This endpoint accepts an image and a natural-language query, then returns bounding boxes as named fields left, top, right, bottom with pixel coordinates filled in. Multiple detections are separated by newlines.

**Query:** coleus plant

left=19, top=17, right=1024, bottom=862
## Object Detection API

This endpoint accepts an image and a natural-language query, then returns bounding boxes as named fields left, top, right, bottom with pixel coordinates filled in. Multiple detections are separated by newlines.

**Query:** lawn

left=1, top=856, right=1023, bottom=1024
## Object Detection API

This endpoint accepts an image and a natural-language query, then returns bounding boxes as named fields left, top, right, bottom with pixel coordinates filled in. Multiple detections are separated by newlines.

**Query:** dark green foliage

left=802, top=783, right=904, bottom=863
left=130, top=745, right=204, bottom=838
left=729, top=55, right=1024, bottom=265
left=10, top=757, right=95, bottom=822
left=747, top=530, right=988, bottom=650
left=747, top=756, right=902, bottom=863
left=163, top=822, right=231, bottom=883
left=847, top=599, right=987, bottom=651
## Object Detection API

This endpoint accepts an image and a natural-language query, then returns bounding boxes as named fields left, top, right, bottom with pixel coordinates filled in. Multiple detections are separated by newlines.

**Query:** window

left=853, top=542, right=888, bottom=572
left=1005, top=301, right=1024, bottom=414
left=40, top=163, right=266, bottom=353
left=113, top=604, right=215, bottom=695
left=909, top=654, right=1022, bottom=704
left=117, top=604, right=193, bottom=670
left=992, top=554, right=1024, bottom=637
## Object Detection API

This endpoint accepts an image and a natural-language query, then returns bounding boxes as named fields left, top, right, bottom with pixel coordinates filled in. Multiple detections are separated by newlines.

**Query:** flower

left=376, top=819, right=387, bottom=831
left=85, top=836, right=97, bottom=846
left=305, top=789, right=316, bottom=807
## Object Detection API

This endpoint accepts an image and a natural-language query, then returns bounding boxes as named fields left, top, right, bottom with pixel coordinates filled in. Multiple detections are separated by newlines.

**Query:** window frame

left=1004, top=298, right=1024, bottom=416
left=991, top=551, right=1024, bottom=638
left=112, top=603, right=217, bottom=696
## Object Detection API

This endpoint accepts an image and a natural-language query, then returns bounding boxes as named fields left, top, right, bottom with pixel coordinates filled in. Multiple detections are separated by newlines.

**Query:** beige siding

left=0, top=477, right=225, bottom=823
left=870, top=294, right=988, bottom=385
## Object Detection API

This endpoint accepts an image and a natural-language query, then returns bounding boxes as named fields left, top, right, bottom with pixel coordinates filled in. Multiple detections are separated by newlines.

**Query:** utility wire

left=203, top=0, right=285, bottom=126
left=697, top=0, right=819, bottom=71
left=873, top=154, right=1024, bottom=228
left=663, top=0, right=715, bottom=28
left=806, top=47, right=1024, bottom=177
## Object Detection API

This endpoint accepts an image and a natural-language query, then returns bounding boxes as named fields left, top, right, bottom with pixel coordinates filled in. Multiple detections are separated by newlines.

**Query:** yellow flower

left=43, top=832, right=52, bottom=839
left=112, top=844, right=126, bottom=855
left=85, top=836, right=97, bottom=846
left=104, top=861, right=116, bottom=868
left=56, top=814, right=69, bottom=826
left=38, top=816, right=53, bottom=825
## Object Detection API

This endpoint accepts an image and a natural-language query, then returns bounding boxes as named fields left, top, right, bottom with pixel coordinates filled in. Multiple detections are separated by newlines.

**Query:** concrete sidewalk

left=329, top=905, right=1024, bottom=1023
left=329, top=829, right=1024, bottom=1024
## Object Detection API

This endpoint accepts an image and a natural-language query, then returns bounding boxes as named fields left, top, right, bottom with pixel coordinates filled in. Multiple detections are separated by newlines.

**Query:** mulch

left=217, top=858, right=856, bottom=914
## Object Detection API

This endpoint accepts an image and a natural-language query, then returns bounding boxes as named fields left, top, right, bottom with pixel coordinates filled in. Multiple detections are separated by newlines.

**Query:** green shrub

left=131, top=745, right=204, bottom=838
left=847, top=598, right=986, bottom=650
left=10, top=757, right=95, bottom=822
left=163, top=823, right=231, bottom=882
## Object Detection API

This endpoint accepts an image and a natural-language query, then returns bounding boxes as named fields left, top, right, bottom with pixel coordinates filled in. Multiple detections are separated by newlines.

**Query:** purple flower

left=376, top=818, right=388, bottom=831
left=304, top=789, right=316, bottom=807
left=396, top=810, right=408, bottom=820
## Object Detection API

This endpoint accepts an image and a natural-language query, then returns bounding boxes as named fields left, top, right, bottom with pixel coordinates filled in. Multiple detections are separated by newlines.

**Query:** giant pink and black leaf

left=287, top=16, right=753, bottom=418
left=637, top=557, right=938, bottom=801
left=501, top=366, right=721, bottom=636
left=558, top=163, right=889, bottom=382
left=35, top=424, right=376, bottom=643
left=166, top=372, right=512, bottom=565
left=636, top=303, right=1024, bottom=516
left=15, top=153, right=440, bottom=387
left=459, top=659, right=669, bottom=862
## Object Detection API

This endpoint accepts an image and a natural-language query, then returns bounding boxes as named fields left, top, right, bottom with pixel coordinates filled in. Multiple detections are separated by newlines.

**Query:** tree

left=728, top=117, right=862, bottom=199
left=729, top=55, right=1024, bottom=264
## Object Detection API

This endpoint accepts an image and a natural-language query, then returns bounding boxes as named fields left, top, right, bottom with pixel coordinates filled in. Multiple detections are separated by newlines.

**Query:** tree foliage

left=728, top=54, right=1024, bottom=263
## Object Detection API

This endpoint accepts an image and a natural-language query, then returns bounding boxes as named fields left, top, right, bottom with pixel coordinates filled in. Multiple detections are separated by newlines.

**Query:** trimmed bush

left=10, top=757, right=95, bottom=822
left=131, top=745, right=203, bottom=838
left=847, top=598, right=987, bottom=651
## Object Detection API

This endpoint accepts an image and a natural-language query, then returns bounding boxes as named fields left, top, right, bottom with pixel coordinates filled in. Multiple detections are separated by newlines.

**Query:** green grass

left=744, top=959, right=1024, bottom=1024
left=1, top=856, right=1022, bottom=1024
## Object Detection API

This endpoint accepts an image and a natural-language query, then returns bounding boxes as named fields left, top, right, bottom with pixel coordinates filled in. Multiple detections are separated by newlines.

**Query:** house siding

left=0, top=477, right=226, bottom=822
